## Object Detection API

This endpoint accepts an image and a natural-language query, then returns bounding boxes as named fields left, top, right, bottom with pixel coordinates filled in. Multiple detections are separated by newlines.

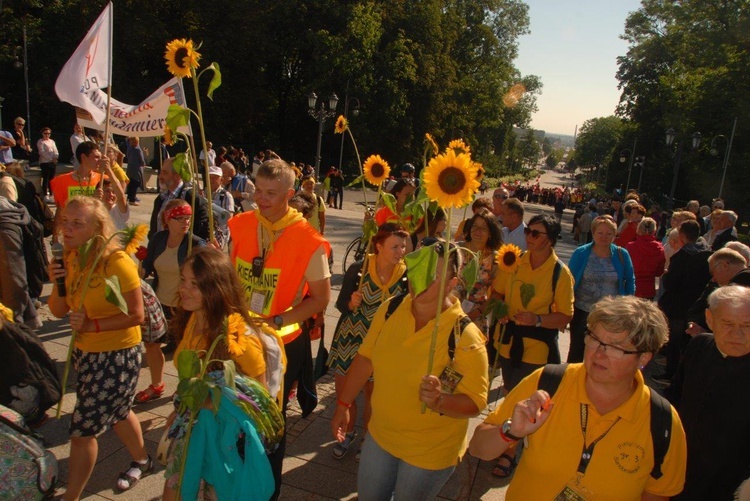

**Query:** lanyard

left=577, top=403, right=620, bottom=475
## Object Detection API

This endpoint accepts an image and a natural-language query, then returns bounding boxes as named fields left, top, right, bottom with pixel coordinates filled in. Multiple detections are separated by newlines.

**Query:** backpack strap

left=550, top=260, right=562, bottom=314
left=537, top=363, right=568, bottom=396
left=649, top=389, right=672, bottom=480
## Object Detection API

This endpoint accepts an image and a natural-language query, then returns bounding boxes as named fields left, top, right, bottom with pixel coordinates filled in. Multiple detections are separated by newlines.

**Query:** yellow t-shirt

left=174, top=312, right=266, bottom=380
left=491, top=249, right=574, bottom=364
left=484, top=364, right=687, bottom=500
left=65, top=250, right=142, bottom=352
left=359, top=295, right=488, bottom=470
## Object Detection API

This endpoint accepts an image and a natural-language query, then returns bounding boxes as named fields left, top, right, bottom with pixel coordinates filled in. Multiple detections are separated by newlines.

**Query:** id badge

left=250, top=290, right=266, bottom=314
left=438, top=366, right=463, bottom=394
left=553, top=477, right=592, bottom=501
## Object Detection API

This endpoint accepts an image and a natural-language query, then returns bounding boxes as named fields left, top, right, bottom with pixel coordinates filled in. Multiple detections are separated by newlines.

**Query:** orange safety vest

left=50, top=171, right=102, bottom=208
left=228, top=211, right=330, bottom=343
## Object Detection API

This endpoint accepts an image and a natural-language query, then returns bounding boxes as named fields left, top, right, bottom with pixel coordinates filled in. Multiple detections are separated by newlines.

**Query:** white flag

left=54, top=2, right=112, bottom=123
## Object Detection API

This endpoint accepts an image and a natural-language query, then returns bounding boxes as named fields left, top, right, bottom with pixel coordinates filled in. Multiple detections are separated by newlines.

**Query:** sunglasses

left=171, top=215, right=191, bottom=223
left=493, top=194, right=509, bottom=200
left=523, top=227, right=547, bottom=238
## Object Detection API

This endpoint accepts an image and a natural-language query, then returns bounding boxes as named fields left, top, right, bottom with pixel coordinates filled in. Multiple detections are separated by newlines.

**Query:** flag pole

left=99, top=1, right=113, bottom=190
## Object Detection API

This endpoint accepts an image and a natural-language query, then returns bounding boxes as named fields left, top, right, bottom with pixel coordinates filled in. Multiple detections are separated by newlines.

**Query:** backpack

left=0, top=404, right=58, bottom=499
left=0, top=172, right=54, bottom=237
left=537, top=363, right=672, bottom=479
left=0, top=319, right=61, bottom=425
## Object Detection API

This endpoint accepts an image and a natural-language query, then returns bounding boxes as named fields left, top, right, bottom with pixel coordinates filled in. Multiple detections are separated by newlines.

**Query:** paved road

left=33, top=182, right=579, bottom=500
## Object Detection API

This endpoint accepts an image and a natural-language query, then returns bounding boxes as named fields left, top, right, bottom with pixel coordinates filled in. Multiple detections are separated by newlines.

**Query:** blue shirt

left=0, top=131, right=14, bottom=164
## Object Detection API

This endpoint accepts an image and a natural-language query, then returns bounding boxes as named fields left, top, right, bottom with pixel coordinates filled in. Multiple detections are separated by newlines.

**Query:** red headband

left=166, top=204, right=193, bottom=221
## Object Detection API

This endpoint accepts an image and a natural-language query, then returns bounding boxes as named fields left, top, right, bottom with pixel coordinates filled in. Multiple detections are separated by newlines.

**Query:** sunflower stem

left=422, top=208, right=453, bottom=414
left=191, top=67, right=215, bottom=244
left=346, top=128, right=368, bottom=209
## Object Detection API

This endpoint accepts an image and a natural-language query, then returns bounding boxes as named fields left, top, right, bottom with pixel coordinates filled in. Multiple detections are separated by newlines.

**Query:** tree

left=574, top=116, right=624, bottom=183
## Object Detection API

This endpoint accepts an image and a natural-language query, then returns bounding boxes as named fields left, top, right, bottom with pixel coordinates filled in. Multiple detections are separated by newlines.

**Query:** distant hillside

left=545, top=134, right=576, bottom=147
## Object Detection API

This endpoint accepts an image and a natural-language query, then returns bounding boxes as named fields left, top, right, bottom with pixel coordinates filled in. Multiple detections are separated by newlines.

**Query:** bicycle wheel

left=342, top=236, right=365, bottom=275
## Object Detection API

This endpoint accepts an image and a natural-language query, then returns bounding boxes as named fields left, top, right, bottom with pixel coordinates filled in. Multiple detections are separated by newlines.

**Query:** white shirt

left=110, top=204, right=130, bottom=230
left=37, top=138, right=59, bottom=164
left=503, top=221, right=527, bottom=250
left=199, top=149, right=217, bottom=166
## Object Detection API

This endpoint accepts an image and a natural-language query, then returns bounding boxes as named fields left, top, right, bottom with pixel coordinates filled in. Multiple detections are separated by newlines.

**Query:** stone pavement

left=32, top=178, right=580, bottom=500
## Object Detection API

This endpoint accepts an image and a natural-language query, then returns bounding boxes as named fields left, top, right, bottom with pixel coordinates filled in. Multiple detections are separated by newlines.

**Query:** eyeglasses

left=493, top=194, right=509, bottom=200
left=584, top=332, right=643, bottom=359
left=42, top=132, right=51, bottom=135
left=470, top=225, right=490, bottom=233
left=523, top=227, right=547, bottom=238
left=171, top=216, right=191, bottom=223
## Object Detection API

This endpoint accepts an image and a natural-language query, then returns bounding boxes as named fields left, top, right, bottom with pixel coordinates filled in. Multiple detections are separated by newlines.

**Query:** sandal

left=116, top=455, right=153, bottom=491
left=491, top=453, right=517, bottom=478
left=135, top=383, right=165, bottom=404
left=332, top=431, right=357, bottom=459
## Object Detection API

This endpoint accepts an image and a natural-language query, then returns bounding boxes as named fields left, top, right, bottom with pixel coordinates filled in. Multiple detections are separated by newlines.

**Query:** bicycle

left=341, top=201, right=376, bottom=274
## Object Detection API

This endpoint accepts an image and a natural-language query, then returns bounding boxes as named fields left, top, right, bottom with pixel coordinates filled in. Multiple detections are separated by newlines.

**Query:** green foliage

left=519, top=283, right=535, bottom=309
left=103, top=275, right=128, bottom=315
left=204, top=62, right=222, bottom=101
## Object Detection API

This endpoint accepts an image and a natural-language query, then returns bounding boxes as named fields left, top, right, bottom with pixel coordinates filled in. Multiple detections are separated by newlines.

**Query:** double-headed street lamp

left=337, top=96, right=360, bottom=174
left=619, top=137, right=638, bottom=192
left=710, top=117, right=738, bottom=199
left=307, top=92, right=339, bottom=180
left=665, top=128, right=702, bottom=210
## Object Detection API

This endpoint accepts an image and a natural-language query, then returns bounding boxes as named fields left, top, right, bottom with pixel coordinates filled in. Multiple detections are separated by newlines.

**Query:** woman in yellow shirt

left=47, top=196, right=150, bottom=498
left=162, top=247, right=284, bottom=500
left=331, top=243, right=488, bottom=500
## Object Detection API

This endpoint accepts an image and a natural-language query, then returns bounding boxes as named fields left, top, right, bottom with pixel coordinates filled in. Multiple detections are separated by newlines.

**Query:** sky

left=514, top=0, right=644, bottom=136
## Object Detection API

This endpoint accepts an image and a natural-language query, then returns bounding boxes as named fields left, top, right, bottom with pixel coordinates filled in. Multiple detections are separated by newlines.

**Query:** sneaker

left=332, top=431, right=357, bottom=459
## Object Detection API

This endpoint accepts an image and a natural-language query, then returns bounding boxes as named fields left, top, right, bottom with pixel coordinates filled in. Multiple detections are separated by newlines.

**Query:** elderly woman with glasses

left=470, top=295, right=687, bottom=500
left=488, top=214, right=574, bottom=477
left=567, top=214, right=635, bottom=362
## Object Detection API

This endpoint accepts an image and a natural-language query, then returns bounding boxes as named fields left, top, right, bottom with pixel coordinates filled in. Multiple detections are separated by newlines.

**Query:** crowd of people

left=1, top=126, right=749, bottom=500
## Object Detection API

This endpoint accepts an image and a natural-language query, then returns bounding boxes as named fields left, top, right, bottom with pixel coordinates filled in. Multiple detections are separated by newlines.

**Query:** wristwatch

left=535, top=315, right=542, bottom=327
left=501, top=419, right=523, bottom=442
left=272, top=315, right=284, bottom=329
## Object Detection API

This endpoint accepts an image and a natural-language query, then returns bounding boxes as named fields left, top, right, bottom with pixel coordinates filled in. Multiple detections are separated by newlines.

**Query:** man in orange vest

left=228, top=157, right=330, bottom=499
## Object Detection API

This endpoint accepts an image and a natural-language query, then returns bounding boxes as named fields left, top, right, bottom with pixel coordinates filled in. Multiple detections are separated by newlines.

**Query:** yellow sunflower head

left=447, top=139, right=471, bottom=157
left=474, top=162, right=485, bottom=182
left=496, top=243, right=523, bottom=273
left=423, top=150, right=479, bottom=209
left=424, top=133, right=439, bottom=157
left=363, top=154, right=391, bottom=186
left=120, top=224, right=149, bottom=255
left=163, top=125, right=175, bottom=146
left=165, top=39, right=201, bottom=79
left=225, top=313, right=248, bottom=356
left=335, top=115, right=348, bottom=134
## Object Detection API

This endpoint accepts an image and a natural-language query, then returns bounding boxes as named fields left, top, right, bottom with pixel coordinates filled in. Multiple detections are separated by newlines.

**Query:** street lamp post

left=635, top=156, right=646, bottom=192
left=619, top=137, right=638, bottom=192
left=665, top=128, right=702, bottom=210
left=337, top=96, right=359, bottom=175
left=710, top=117, right=738, bottom=199
left=0, top=96, right=4, bottom=128
left=307, top=92, right=339, bottom=180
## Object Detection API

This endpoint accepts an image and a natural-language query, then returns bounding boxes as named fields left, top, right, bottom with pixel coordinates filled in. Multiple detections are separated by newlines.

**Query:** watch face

left=274, top=315, right=283, bottom=327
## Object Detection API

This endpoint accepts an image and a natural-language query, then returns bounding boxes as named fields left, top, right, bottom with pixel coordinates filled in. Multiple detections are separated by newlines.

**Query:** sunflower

left=121, top=224, right=149, bottom=255
left=474, top=162, right=485, bottom=182
left=334, top=115, right=348, bottom=134
left=425, top=133, right=439, bottom=156
left=423, top=150, right=479, bottom=208
left=225, top=313, right=248, bottom=357
left=163, top=125, right=175, bottom=146
left=164, top=39, right=201, bottom=79
left=363, top=154, right=391, bottom=186
left=496, top=243, right=523, bottom=273
left=447, top=139, right=471, bottom=157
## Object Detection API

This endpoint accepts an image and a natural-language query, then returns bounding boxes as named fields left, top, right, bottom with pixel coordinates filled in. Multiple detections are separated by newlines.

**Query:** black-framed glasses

left=584, top=331, right=644, bottom=359
left=523, top=227, right=547, bottom=238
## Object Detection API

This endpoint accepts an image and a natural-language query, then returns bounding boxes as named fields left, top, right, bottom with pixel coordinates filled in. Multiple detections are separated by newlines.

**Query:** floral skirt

left=70, top=345, right=141, bottom=437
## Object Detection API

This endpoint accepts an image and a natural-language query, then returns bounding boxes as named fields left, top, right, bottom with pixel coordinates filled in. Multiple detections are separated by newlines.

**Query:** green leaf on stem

left=347, top=174, right=365, bottom=187
left=404, top=243, right=439, bottom=297
left=166, top=104, right=191, bottom=132
left=103, top=275, right=128, bottom=315
left=381, top=193, right=397, bottom=215
left=178, top=377, right=210, bottom=413
left=173, top=152, right=193, bottom=183
left=176, top=350, right=202, bottom=380
left=77, top=237, right=95, bottom=269
left=461, top=251, right=479, bottom=292
left=223, top=359, right=237, bottom=391
left=485, top=298, right=509, bottom=323
left=362, top=218, right=378, bottom=242
left=209, top=384, right=222, bottom=415
left=520, top=283, right=536, bottom=309
left=206, top=63, right=222, bottom=100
